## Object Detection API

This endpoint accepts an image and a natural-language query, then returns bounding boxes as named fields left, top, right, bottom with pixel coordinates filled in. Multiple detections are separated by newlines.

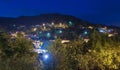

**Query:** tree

left=47, top=39, right=85, bottom=70
left=47, top=39, right=68, bottom=70
left=47, top=30, right=120, bottom=70
left=0, top=32, right=38, bottom=70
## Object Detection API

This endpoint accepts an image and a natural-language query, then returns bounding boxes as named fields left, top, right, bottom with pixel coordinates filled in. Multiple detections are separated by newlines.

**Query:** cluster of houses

left=9, top=22, right=118, bottom=52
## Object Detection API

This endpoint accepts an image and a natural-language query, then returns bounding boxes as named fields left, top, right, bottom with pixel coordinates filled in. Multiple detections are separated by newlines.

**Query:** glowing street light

left=46, top=32, right=51, bottom=38
left=43, top=54, right=49, bottom=59
left=68, top=21, right=73, bottom=26
left=33, top=28, right=37, bottom=31
left=84, top=31, right=88, bottom=34
left=59, top=30, right=62, bottom=33
left=43, top=23, right=45, bottom=26
left=51, top=22, right=54, bottom=25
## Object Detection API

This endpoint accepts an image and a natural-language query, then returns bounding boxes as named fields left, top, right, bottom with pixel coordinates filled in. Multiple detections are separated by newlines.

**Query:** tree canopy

left=0, top=32, right=38, bottom=70
left=47, top=30, right=120, bottom=70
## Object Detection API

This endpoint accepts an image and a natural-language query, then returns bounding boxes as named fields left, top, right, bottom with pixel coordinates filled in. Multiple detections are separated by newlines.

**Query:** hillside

left=0, top=14, right=93, bottom=26
left=0, top=13, right=119, bottom=33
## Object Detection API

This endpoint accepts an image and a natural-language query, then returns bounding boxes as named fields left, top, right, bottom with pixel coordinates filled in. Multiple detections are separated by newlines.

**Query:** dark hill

left=0, top=13, right=119, bottom=29
left=0, top=13, right=92, bottom=26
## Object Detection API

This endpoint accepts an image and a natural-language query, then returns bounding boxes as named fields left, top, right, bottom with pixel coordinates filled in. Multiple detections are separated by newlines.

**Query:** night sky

left=0, top=0, right=120, bottom=26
